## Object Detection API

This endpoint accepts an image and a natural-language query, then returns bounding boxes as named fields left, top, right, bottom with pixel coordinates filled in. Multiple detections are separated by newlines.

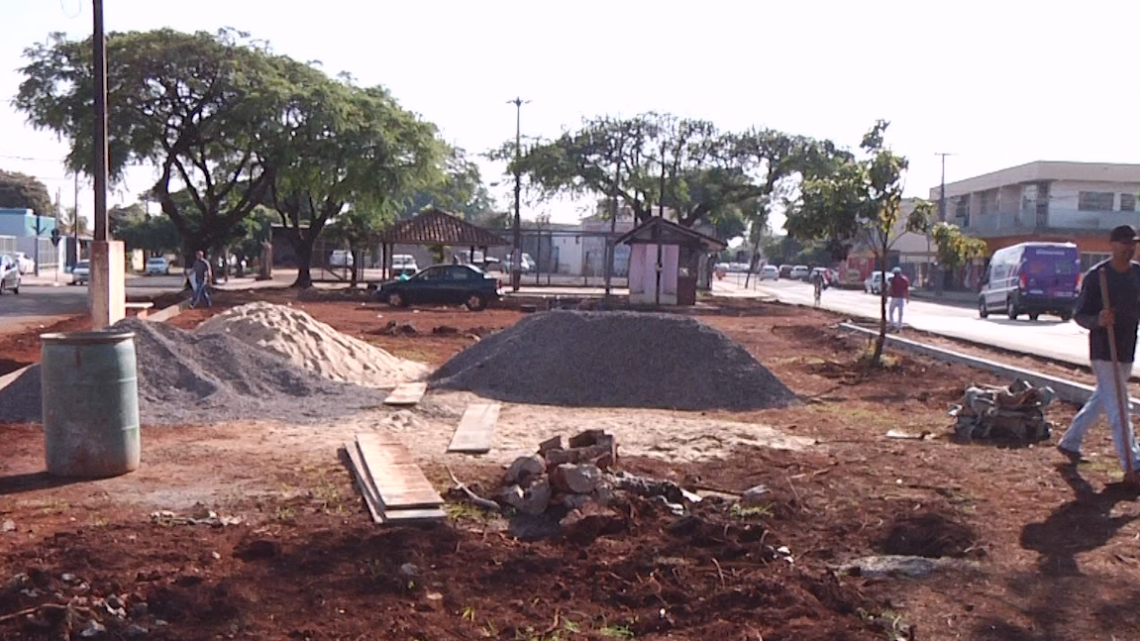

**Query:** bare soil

left=1, top=291, right=1139, bottom=640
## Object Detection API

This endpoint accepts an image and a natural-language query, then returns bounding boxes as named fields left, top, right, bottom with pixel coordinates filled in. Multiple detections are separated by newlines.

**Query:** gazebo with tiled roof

left=377, top=207, right=508, bottom=278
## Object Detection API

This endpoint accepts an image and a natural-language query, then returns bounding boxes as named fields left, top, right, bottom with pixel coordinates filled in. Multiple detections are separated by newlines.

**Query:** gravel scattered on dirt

left=196, top=302, right=428, bottom=388
left=0, top=318, right=388, bottom=425
left=430, top=310, right=799, bottom=410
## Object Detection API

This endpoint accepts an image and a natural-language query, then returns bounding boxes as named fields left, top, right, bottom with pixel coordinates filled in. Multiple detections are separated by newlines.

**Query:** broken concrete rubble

left=504, top=455, right=546, bottom=485
left=949, top=379, right=1055, bottom=442
left=550, top=463, right=603, bottom=494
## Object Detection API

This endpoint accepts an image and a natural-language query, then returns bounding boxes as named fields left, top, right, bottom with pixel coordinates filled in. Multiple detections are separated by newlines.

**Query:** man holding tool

left=1058, top=225, right=1140, bottom=484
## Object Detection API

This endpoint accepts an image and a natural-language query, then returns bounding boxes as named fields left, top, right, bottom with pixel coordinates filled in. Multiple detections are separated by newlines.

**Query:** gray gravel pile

left=430, top=310, right=798, bottom=411
left=0, top=318, right=387, bottom=425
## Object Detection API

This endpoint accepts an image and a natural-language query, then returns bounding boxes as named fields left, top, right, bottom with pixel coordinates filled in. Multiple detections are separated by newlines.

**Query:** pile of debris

left=0, top=318, right=390, bottom=425
left=949, top=379, right=1056, bottom=442
left=431, top=310, right=799, bottom=411
left=497, top=430, right=618, bottom=516
left=197, top=302, right=429, bottom=388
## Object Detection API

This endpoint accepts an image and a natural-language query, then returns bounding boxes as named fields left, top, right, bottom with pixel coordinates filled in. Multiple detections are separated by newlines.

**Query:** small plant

left=274, top=505, right=297, bottom=521
left=562, top=620, right=581, bottom=633
left=730, top=503, right=772, bottom=519
left=599, top=624, right=635, bottom=639
left=480, top=620, right=499, bottom=638
left=462, top=606, right=477, bottom=622
left=858, top=608, right=912, bottom=641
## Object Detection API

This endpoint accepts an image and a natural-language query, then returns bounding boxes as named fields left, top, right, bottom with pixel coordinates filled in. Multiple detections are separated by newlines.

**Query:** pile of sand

left=196, top=302, right=429, bottom=389
left=430, top=310, right=799, bottom=411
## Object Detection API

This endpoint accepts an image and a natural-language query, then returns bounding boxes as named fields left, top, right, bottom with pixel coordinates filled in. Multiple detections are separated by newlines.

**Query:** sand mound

left=430, top=311, right=799, bottom=411
left=0, top=318, right=387, bottom=425
left=196, top=302, right=428, bottom=388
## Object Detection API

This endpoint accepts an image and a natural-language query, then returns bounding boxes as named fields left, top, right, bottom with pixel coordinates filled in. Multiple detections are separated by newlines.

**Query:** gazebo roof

left=616, top=217, right=726, bottom=251
left=379, top=207, right=509, bottom=247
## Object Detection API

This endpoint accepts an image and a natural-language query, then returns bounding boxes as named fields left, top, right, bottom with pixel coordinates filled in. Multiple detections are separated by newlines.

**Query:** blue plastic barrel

left=41, top=330, right=140, bottom=478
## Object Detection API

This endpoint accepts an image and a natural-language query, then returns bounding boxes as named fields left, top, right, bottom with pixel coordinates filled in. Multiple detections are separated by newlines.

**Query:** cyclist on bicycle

left=810, top=268, right=827, bottom=306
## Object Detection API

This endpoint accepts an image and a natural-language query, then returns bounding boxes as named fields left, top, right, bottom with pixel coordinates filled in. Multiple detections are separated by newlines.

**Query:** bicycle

left=813, top=279, right=822, bottom=307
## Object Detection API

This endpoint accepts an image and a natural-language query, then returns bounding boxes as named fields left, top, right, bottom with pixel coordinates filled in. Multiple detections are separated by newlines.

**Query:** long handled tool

left=1099, top=267, right=1136, bottom=482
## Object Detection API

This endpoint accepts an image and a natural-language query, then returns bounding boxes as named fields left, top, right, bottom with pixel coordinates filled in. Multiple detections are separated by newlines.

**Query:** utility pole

left=93, top=0, right=109, bottom=244
left=72, top=172, right=79, bottom=265
left=507, top=97, right=530, bottom=292
left=90, top=0, right=124, bottom=328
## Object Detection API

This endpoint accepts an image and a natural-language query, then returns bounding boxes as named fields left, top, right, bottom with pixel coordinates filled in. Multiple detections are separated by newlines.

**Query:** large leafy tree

left=493, top=113, right=818, bottom=240
left=0, top=170, right=52, bottom=215
left=261, top=60, right=443, bottom=288
left=109, top=203, right=181, bottom=256
left=15, top=28, right=285, bottom=260
left=786, top=120, right=927, bottom=366
left=404, top=147, right=497, bottom=222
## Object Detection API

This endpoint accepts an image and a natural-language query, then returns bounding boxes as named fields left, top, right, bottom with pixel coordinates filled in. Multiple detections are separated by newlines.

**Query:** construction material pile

left=949, top=379, right=1056, bottom=442
left=0, top=318, right=388, bottom=425
left=197, top=302, right=429, bottom=388
left=431, top=311, right=798, bottom=411
left=497, top=430, right=619, bottom=517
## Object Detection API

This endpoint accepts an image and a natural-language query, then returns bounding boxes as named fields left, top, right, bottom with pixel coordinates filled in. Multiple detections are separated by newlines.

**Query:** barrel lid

left=41, top=331, right=136, bottom=345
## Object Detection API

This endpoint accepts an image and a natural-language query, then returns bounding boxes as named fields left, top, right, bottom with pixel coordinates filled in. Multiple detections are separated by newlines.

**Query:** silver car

left=72, top=260, right=90, bottom=286
left=0, top=254, right=21, bottom=295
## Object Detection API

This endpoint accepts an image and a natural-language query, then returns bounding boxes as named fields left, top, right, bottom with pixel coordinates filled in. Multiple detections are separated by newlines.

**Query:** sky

left=2, top=0, right=1139, bottom=233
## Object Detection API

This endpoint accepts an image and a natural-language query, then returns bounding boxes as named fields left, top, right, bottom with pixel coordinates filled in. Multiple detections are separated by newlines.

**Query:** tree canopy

left=16, top=29, right=292, bottom=257
left=493, top=113, right=821, bottom=240
left=0, top=170, right=53, bottom=215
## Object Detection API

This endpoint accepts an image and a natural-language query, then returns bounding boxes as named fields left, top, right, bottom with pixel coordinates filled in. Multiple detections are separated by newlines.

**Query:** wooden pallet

left=384, top=382, right=427, bottom=407
left=342, top=431, right=445, bottom=524
left=447, top=403, right=500, bottom=454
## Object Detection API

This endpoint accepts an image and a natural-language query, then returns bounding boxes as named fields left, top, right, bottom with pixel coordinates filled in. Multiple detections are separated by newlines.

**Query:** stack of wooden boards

left=340, top=432, right=445, bottom=524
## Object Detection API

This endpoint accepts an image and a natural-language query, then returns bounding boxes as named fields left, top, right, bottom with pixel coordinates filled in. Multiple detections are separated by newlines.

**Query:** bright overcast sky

left=1, top=0, right=1138, bottom=232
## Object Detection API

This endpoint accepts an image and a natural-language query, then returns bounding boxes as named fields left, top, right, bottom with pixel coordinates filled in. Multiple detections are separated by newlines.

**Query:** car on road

left=329, top=249, right=354, bottom=268
left=502, top=252, right=536, bottom=274
left=374, top=264, right=501, bottom=311
left=790, top=265, right=810, bottom=281
left=71, top=260, right=90, bottom=286
left=392, top=254, right=418, bottom=278
left=978, top=242, right=1080, bottom=321
left=778, top=264, right=794, bottom=279
left=13, top=252, right=34, bottom=275
left=864, top=271, right=894, bottom=295
left=0, top=254, right=21, bottom=294
left=760, top=265, right=779, bottom=281
left=144, top=256, right=171, bottom=275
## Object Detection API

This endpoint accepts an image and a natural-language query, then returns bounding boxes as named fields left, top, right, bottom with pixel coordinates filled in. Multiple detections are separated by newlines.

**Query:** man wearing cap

left=1058, top=224, right=1140, bottom=482
left=887, top=266, right=909, bottom=332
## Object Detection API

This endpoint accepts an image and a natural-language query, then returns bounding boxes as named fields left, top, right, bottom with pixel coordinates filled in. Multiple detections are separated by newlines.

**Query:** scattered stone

left=1, top=519, right=15, bottom=532
left=504, top=455, right=546, bottom=485
left=399, top=563, right=420, bottom=578
left=382, top=321, right=418, bottom=336
left=558, top=494, right=592, bottom=510
left=500, top=479, right=552, bottom=516
left=431, top=325, right=458, bottom=335
left=125, top=624, right=149, bottom=639
left=538, top=436, right=563, bottom=455
left=838, top=554, right=976, bottom=579
left=741, top=485, right=770, bottom=506
left=106, top=595, right=124, bottom=610
left=129, top=602, right=148, bottom=619
left=79, top=619, right=107, bottom=638
left=551, top=463, right=603, bottom=494
left=61, top=573, right=78, bottom=584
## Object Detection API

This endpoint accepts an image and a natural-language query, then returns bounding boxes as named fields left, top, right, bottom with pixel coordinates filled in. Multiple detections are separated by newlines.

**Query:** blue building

left=0, top=207, right=57, bottom=237
left=0, top=208, right=61, bottom=272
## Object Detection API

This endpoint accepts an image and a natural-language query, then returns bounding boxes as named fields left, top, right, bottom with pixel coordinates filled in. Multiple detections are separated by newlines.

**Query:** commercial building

left=0, top=207, right=61, bottom=272
left=930, top=161, right=1140, bottom=271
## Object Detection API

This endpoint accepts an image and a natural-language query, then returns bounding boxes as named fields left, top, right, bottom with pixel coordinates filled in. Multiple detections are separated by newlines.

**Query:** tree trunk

left=872, top=253, right=888, bottom=367
left=291, top=239, right=315, bottom=289
left=349, top=245, right=360, bottom=288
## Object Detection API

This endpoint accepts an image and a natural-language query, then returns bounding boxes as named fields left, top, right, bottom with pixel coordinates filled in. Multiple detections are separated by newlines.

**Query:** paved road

left=0, top=275, right=190, bottom=334
left=713, top=275, right=1123, bottom=375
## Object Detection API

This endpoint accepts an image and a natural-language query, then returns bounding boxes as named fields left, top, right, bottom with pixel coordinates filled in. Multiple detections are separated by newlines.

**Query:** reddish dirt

left=1, top=293, right=1140, bottom=640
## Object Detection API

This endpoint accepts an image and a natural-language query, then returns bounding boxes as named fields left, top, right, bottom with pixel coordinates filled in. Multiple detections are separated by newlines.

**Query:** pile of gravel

left=430, top=311, right=798, bottom=411
left=0, top=318, right=388, bottom=425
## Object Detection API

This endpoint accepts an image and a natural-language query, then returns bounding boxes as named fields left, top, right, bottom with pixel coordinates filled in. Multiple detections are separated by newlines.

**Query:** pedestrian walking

left=1058, top=225, right=1140, bottom=484
left=190, top=250, right=213, bottom=309
left=888, top=266, right=909, bottom=331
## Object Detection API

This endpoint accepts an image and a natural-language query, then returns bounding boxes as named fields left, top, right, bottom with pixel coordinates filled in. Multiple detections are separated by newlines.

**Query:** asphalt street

left=0, top=274, right=188, bottom=334
left=717, top=275, right=1124, bottom=375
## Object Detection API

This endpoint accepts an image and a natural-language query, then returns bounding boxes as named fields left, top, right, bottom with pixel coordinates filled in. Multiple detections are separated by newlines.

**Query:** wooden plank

left=384, top=382, right=427, bottom=407
left=355, top=433, right=443, bottom=509
left=338, top=443, right=385, bottom=524
left=448, top=403, right=500, bottom=454
left=383, top=507, right=447, bottom=522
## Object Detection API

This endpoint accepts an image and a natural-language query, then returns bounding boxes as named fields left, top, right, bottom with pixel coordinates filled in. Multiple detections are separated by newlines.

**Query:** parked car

left=790, top=265, right=810, bottom=281
left=71, top=260, right=90, bottom=286
left=502, top=252, right=536, bottom=274
left=374, top=264, right=502, bottom=311
left=13, top=252, right=34, bottom=275
left=329, top=249, right=354, bottom=268
left=978, top=242, right=1080, bottom=321
left=864, top=271, right=893, bottom=295
left=0, top=254, right=21, bottom=294
left=144, top=257, right=171, bottom=275
left=392, top=254, right=418, bottom=277
left=778, top=264, right=794, bottom=279
left=760, top=265, right=779, bottom=281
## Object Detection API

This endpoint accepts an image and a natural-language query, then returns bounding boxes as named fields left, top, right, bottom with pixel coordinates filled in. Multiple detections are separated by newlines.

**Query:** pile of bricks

left=498, top=430, right=617, bottom=516
left=949, top=379, right=1056, bottom=442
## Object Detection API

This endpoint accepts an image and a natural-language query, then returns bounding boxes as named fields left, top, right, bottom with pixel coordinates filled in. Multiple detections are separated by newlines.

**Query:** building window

left=1081, top=252, right=1111, bottom=273
left=1122, top=193, right=1136, bottom=212
left=1078, top=191, right=1115, bottom=212
left=954, top=196, right=969, bottom=219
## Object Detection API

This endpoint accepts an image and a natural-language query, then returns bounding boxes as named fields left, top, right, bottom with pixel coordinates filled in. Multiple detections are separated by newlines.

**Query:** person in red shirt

left=888, top=266, right=910, bottom=331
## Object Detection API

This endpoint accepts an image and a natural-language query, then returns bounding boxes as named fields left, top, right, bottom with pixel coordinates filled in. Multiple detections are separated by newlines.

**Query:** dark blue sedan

left=374, top=264, right=502, bottom=311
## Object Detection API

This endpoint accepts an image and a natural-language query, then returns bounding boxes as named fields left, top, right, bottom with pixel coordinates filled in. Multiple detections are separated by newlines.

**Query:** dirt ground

left=2, top=290, right=1140, bottom=640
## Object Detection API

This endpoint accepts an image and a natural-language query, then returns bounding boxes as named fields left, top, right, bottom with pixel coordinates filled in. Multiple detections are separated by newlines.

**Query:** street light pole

left=93, top=0, right=109, bottom=243
left=934, top=152, right=955, bottom=295
left=507, top=97, right=530, bottom=293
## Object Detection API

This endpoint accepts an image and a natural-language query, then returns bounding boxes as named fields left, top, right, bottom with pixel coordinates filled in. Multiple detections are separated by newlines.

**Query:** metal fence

left=0, top=235, right=15, bottom=256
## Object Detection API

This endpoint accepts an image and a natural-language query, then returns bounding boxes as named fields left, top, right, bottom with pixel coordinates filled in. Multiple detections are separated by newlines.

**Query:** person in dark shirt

left=888, top=267, right=910, bottom=332
left=190, top=250, right=212, bottom=309
left=1058, top=225, right=1140, bottom=482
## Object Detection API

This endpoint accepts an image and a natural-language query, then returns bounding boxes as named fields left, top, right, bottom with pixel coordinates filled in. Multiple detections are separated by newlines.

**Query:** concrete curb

left=839, top=322, right=1140, bottom=411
